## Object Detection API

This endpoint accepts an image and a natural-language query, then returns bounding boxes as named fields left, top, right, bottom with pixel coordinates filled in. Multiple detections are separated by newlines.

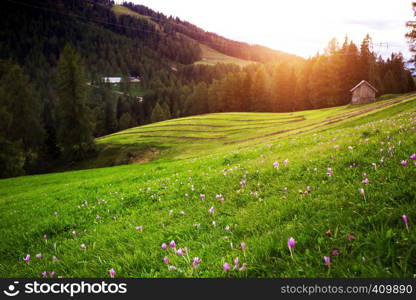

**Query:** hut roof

left=350, top=80, right=378, bottom=93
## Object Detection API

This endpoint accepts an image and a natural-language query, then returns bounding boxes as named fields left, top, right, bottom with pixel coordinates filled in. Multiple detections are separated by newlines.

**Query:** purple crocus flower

left=193, top=257, right=201, bottom=267
left=209, top=206, right=215, bottom=214
left=23, top=254, right=30, bottom=263
left=288, top=237, right=296, bottom=250
left=36, top=253, right=43, bottom=259
left=361, top=179, right=369, bottom=185
left=49, top=272, right=55, bottom=278
left=161, top=243, right=167, bottom=250
left=81, top=244, right=87, bottom=249
left=401, top=160, right=408, bottom=167
left=331, top=250, right=340, bottom=256
left=241, top=242, right=246, bottom=250
left=403, top=215, right=410, bottom=232
left=223, top=262, right=230, bottom=272
left=169, top=241, right=176, bottom=248
left=163, top=257, right=169, bottom=264
left=176, top=249, right=184, bottom=256
left=324, top=256, right=331, bottom=266
left=200, top=194, right=205, bottom=199
left=135, top=226, right=143, bottom=232
left=239, top=263, right=248, bottom=272
left=410, top=154, right=416, bottom=161
left=327, top=168, right=333, bottom=177
left=41, top=271, right=47, bottom=278
left=234, top=257, right=239, bottom=270
left=348, top=235, right=356, bottom=242
left=109, top=268, right=115, bottom=278
left=284, top=159, right=289, bottom=166
left=273, top=161, right=279, bottom=168
left=52, top=256, right=58, bottom=262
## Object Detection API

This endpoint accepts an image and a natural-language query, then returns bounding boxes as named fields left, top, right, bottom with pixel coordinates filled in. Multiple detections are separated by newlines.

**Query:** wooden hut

left=350, top=80, right=378, bottom=104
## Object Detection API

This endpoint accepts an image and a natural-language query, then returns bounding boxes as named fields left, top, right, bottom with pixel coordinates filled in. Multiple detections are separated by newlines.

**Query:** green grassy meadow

left=195, top=44, right=256, bottom=66
left=1, top=94, right=416, bottom=278
left=111, top=5, right=162, bottom=31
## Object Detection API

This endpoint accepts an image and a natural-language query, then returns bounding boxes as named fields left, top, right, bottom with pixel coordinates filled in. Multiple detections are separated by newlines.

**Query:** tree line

left=175, top=36, right=414, bottom=116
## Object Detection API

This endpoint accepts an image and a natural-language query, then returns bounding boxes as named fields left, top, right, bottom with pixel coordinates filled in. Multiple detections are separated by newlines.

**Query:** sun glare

left=136, top=0, right=413, bottom=58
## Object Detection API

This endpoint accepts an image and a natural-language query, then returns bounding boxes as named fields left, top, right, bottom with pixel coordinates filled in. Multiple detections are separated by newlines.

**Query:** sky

left=126, top=0, right=414, bottom=60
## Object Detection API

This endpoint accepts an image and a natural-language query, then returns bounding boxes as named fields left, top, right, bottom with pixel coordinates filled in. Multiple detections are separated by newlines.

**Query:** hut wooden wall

left=352, top=85, right=376, bottom=104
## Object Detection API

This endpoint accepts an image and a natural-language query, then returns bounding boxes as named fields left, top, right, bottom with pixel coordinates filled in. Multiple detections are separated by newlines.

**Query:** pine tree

left=161, top=102, right=172, bottom=120
left=251, top=67, right=270, bottom=112
left=150, top=102, right=166, bottom=123
left=0, top=60, right=44, bottom=175
left=119, top=112, right=134, bottom=130
left=359, top=34, right=375, bottom=82
left=57, top=45, right=95, bottom=160
left=105, top=94, right=118, bottom=133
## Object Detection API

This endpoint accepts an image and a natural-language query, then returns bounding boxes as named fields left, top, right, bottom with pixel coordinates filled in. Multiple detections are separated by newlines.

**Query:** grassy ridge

left=195, top=44, right=256, bottom=66
left=89, top=95, right=416, bottom=168
left=111, top=5, right=161, bottom=30
left=0, top=95, right=415, bottom=278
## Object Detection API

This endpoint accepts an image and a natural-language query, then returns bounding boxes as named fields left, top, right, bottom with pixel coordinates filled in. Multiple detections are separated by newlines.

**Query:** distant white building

left=103, top=77, right=122, bottom=83
left=129, top=77, right=141, bottom=83
left=102, top=77, right=141, bottom=83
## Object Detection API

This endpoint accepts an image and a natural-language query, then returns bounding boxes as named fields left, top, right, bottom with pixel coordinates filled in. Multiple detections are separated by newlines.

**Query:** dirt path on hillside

left=170, top=116, right=305, bottom=122
left=136, top=134, right=227, bottom=140
left=225, top=93, right=416, bottom=145
left=97, top=118, right=306, bottom=140
left=148, top=118, right=305, bottom=128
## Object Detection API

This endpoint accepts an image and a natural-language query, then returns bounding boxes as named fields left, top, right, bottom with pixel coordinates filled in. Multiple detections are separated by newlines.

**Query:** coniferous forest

left=1, top=0, right=414, bottom=178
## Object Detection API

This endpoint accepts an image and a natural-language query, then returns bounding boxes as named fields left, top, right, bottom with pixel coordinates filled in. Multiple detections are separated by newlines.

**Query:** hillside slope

left=196, top=44, right=256, bottom=66
left=72, top=93, right=416, bottom=169
left=1, top=95, right=415, bottom=278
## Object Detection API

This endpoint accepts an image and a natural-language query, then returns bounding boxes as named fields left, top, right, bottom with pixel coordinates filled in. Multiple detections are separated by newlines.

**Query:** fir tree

left=57, top=45, right=95, bottom=160
left=119, top=112, right=134, bottom=130
left=150, top=102, right=166, bottom=123
left=0, top=60, right=44, bottom=175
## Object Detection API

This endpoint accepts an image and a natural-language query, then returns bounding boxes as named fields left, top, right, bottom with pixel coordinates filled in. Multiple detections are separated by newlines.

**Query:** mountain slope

left=111, top=5, right=257, bottom=66
left=1, top=95, right=415, bottom=278
left=119, top=2, right=303, bottom=64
